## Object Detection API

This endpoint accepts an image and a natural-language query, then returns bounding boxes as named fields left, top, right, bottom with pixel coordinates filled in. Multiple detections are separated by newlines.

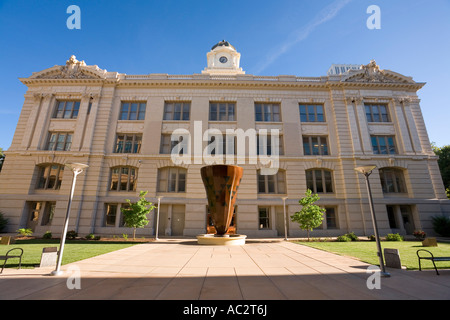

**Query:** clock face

left=219, top=56, right=228, bottom=64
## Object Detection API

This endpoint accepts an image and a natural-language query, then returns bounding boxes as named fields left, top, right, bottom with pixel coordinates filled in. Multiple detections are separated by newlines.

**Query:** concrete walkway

left=0, top=239, right=449, bottom=300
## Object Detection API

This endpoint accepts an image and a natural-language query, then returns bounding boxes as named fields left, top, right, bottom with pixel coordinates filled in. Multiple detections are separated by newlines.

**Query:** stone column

left=400, top=97, right=422, bottom=154
left=391, top=98, right=413, bottom=154
left=20, top=93, right=45, bottom=150
left=27, top=93, right=54, bottom=150
left=80, top=94, right=101, bottom=153
left=71, top=93, right=93, bottom=151
left=345, top=97, right=364, bottom=154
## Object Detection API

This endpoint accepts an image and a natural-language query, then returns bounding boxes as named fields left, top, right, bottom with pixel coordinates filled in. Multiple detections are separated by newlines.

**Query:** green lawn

left=297, top=240, right=450, bottom=270
left=0, top=239, right=139, bottom=269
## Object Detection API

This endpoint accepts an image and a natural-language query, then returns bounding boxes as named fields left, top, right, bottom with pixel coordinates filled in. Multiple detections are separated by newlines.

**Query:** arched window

left=306, top=169, right=333, bottom=193
left=110, top=166, right=137, bottom=192
left=257, top=169, right=286, bottom=194
left=379, top=168, right=407, bottom=193
left=157, top=167, right=187, bottom=193
left=36, top=164, right=65, bottom=190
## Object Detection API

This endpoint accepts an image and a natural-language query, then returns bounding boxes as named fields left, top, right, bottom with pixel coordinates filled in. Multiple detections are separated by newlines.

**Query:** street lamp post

left=155, top=196, right=163, bottom=240
left=51, top=163, right=89, bottom=276
left=355, top=165, right=390, bottom=277
left=282, top=197, right=288, bottom=241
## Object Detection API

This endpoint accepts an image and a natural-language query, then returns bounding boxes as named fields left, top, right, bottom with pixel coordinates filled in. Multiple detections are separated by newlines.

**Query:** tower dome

left=202, top=40, right=245, bottom=75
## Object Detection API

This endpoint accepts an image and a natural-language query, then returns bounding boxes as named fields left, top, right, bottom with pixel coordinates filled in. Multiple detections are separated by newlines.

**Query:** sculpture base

left=197, top=234, right=247, bottom=246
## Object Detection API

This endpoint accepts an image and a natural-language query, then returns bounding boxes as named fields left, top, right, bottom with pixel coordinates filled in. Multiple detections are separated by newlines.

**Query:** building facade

left=1, top=42, right=449, bottom=238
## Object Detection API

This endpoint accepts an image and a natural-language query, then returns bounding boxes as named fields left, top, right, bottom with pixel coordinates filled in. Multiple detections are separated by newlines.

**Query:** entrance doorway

left=171, top=205, right=185, bottom=236
left=386, top=205, right=416, bottom=235
left=156, top=204, right=185, bottom=236
left=275, top=206, right=289, bottom=237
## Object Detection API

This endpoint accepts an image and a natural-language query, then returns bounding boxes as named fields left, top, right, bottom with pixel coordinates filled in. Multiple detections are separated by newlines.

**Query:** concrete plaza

left=0, top=239, right=449, bottom=300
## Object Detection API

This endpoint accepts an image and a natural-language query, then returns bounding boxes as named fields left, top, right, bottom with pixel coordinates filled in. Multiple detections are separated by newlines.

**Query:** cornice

left=19, top=57, right=426, bottom=91
left=19, top=77, right=426, bottom=91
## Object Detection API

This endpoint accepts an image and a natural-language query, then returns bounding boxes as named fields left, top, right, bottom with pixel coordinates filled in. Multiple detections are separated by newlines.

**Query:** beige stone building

left=1, top=41, right=449, bottom=238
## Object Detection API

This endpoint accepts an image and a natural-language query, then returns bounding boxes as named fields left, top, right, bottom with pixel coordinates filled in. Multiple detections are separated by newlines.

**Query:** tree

left=431, top=142, right=450, bottom=199
left=121, top=191, right=155, bottom=239
left=0, top=147, right=4, bottom=172
left=290, top=189, right=325, bottom=241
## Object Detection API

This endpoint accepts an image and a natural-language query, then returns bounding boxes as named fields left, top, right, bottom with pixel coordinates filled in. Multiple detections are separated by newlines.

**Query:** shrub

left=385, top=233, right=404, bottom=241
left=337, top=235, right=351, bottom=242
left=431, top=215, right=450, bottom=237
left=367, top=235, right=376, bottom=241
left=85, top=233, right=95, bottom=240
left=43, top=231, right=52, bottom=239
left=0, top=211, right=8, bottom=232
left=17, top=228, right=33, bottom=237
left=413, top=230, right=426, bottom=240
left=66, top=230, right=78, bottom=239
left=345, top=232, right=359, bottom=241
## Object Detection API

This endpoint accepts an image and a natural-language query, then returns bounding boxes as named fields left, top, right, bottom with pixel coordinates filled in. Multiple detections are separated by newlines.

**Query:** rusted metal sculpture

left=201, top=165, right=243, bottom=236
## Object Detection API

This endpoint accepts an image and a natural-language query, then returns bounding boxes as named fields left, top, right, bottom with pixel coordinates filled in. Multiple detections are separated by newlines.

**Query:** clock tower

left=202, top=40, right=245, bottom=75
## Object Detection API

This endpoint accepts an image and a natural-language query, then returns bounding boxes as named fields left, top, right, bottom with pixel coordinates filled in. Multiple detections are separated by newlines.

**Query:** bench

left=417, top=249, right=450, bottom=275
left=0, top=248, right=23, bottom=274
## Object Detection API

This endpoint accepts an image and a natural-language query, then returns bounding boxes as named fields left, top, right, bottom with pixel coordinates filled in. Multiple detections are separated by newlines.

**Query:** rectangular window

left=114, top=134, right=142, bottom=154
left=160, top=134, right=189, bottom=155
left=303, top=136, right=328, bottom=156
left=110, top=167, right=137, bottom=192
left=54, top=101, right=80, bottom=119
left=255, top=103, right=281, bottom=122
left=365, top=104, right=390, bottom=123
left=299, top=104, right=325, bottom=122
left=119, top=102, right=146, bottom=120
left=371, top=136, right=396, bottom=155
left=325, top=207, right=337, bottom=229
left=105, top=204, right=118, bottom=227
left=207, top=135, right=237, bottom=155
left=209, top=102, right=236, bottom=121
left=163, top=102, right=190, bottom=121
left=257, top=134, right=284, bottom=156
left=306, top=169, right=333, bottom=194
left=158, top=168, right=187, bottom=193
left=380, top=169, right=406, bottom=193
left=258, top=170, right=286, bottom=194
left=47, top=132, right=73, bottom=151
left=258, top=207, right=270, bottom=229
left=37, top=164, right=64, bottom=190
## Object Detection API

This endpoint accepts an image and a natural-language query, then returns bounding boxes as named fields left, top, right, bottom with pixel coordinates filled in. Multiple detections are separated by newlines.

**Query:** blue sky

left=0, top=0, right=449, bottom=150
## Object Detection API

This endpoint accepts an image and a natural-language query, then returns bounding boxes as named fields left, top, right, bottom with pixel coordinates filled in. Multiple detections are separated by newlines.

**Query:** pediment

left=30, top=55, right=106, bottom=80
left=342, top=60, right=415, bottom=84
